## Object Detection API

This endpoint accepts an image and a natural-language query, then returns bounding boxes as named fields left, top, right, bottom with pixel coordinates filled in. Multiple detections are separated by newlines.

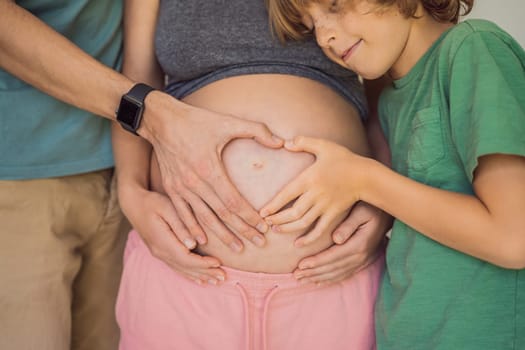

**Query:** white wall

left=462, top=0, right=525, bottom=48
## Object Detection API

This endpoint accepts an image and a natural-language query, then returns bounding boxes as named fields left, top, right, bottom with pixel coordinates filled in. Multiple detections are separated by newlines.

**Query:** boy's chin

left=357, top=70, right=385, bottom=80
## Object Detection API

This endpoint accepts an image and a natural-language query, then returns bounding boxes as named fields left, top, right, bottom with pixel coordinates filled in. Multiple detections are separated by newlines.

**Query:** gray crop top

left=155, top=0, right=367, bottom=118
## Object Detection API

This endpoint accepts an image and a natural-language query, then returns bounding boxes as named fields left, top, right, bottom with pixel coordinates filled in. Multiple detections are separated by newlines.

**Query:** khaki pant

left=0, top=169, right=129, bottom=350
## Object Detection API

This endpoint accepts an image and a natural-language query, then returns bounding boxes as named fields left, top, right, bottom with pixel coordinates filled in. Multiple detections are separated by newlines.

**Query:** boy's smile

left=341, top=38, right=363, bottom=62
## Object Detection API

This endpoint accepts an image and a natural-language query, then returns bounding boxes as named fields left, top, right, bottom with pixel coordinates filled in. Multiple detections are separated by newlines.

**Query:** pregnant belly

left=150, top=74, right=369, bottom=273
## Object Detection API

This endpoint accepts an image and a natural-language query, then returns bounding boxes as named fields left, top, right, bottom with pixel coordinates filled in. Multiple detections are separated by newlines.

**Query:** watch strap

left=126, top=83, right=156, bottom=104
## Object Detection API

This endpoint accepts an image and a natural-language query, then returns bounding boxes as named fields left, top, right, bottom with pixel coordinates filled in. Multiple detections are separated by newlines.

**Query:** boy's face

left=300, top=0, right=414, bottom=79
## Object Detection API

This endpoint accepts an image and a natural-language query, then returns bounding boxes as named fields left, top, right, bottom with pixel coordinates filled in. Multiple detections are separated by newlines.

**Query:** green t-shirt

left=376, top=20, right=525, bottom=349
left=0, top=0, right=122, bottom=180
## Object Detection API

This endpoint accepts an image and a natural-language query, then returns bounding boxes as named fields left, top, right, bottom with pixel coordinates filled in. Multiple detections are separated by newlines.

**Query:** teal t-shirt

left=0, top=0, right=122, bottom=180
left=377, top=20, right=525, bottom=349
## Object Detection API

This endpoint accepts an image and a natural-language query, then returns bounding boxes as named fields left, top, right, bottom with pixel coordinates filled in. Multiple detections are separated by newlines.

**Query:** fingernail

left=216, top=275, right=225, bottom=281
left=333, top=234, right=344, bottom=244
left=208, top=279, right=217, bottom=285
left=183, top=238, right=196, bottom=249
left=256, top=222, right=268, bottom=233
left=284, top=140, right=294, bottom=148
left=230, top=241, right=243, bottom=253
left=298, top=263, right=311, bottom=270
left=252, top=235, right=266, bottom=247
left=260, top=209, right=269, bottom=217
left=272, top=135, right=283, bottom=144
left=272, top=225, right=281, bottom=233
left=196, top=235, right=207, bottom=245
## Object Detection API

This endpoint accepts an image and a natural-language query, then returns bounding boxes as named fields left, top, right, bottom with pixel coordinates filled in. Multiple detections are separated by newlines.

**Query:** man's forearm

left=0, top=0, right=132, bottom=120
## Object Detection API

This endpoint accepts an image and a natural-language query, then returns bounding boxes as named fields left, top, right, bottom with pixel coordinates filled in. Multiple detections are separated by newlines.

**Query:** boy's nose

left=314, top=25, right=336, bottom=48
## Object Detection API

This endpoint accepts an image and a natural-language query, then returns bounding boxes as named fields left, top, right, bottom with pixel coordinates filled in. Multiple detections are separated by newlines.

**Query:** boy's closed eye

left=301, top=14, right=315, bottom=32
left=329, top=0, right=342, bottom=13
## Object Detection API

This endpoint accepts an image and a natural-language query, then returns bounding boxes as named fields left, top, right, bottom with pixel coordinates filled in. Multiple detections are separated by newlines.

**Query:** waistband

left=221, top=266, right=318, bottom=299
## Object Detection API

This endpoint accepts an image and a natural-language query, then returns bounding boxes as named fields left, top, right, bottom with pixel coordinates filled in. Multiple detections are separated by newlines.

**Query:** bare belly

left=150, top=74, right=369, bottom=273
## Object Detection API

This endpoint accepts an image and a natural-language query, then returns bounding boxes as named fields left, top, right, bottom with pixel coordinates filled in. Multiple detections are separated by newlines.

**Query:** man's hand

left=293, top=202, right=391, bottom=285
left=140, top=93, right=283, bottom=252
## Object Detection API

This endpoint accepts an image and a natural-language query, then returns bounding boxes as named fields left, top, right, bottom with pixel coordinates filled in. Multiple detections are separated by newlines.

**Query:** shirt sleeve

left=448, top=30, right=525, bottom=182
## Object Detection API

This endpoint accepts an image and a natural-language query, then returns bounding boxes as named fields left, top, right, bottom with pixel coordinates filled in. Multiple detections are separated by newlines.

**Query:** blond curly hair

left=266, top=0, right=474, bottom=42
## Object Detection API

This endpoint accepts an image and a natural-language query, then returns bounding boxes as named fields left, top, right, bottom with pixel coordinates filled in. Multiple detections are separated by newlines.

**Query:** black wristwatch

left=116, top=83, right=156, bottom=135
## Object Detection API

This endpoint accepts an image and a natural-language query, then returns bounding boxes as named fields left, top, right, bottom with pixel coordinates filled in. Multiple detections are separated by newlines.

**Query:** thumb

left=249, top=123, right=283, bottom=148
left=284, top=136, right=325, bottom=155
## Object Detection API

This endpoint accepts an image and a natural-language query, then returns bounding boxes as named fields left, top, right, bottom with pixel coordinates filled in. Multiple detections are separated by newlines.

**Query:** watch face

left=118, top=97, right=141, bottom=127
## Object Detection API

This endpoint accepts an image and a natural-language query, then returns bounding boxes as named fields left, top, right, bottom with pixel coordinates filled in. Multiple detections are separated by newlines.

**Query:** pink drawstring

left=235, top=282, right=251, bottom=349
left=261, top=285, right=279, bottom=350
left=235, top=282, right=280, bottom=350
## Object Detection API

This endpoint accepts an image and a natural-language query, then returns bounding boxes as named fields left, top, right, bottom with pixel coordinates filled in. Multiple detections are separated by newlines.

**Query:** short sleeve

left=448, top=30, right=525, bottom=181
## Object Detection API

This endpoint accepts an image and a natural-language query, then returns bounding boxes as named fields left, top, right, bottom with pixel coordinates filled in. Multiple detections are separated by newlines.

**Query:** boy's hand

left=294, top=202, right=390, bottom=285
left=260, top=136, right=373, bottom=247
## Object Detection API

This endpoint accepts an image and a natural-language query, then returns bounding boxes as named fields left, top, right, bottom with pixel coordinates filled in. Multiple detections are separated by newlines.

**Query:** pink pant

left=117, top=230, right=383, bottom=350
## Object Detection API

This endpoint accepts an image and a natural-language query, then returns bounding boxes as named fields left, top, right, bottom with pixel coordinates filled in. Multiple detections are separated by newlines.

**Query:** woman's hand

left=260, top=136, right=375, bottom=247
left=119, top=182, right=226, bottom=285
left=293, top=202, right=390, bottom=285
left=141, top=94, right=283, bottom=252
